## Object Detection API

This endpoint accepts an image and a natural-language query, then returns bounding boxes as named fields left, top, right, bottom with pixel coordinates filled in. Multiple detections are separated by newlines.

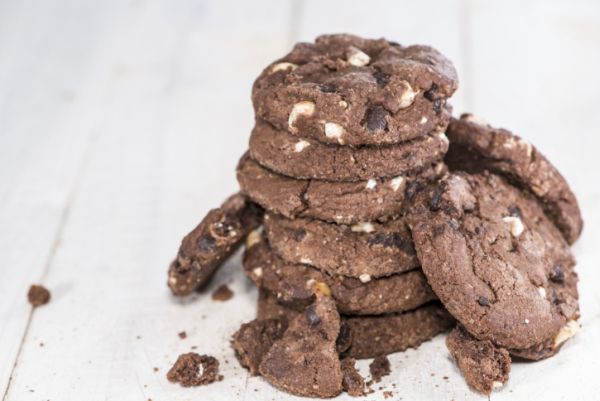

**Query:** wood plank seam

left=1, top=132, right=98, bottom=401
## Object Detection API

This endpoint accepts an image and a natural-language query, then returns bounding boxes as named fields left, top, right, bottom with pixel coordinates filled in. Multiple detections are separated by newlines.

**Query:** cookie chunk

left=259, top=295, right=343, bottom=398
left=446, top=114, right=583, bottom=244
left=257, top=290, right=454, bottom=360
left=249, top=119, right=449, bottom=181
left=27, top=285, right=51, bottom=307
left=231, top=318, right=288, bottom=375
left=243, top=234, right=436, bottom=315
left=237, top=153, right=446, bottom=224
left=168, top=193, right=263, bottom=296
left=369, top=356, right=391, bottom=383
left=446, top=326, right=511, bottom=395
left=341, top=358, right=366, bottom=397
left=252, top=34, right=458, bottom=146
left=264, top=212, right=419, bottom=278
left=167, top=353, right=222, bottom=387
left=409, top=172, right=579, bottom=351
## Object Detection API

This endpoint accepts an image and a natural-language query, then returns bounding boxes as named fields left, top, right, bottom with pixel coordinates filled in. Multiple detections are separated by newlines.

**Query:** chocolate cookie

left=168, top=193, right=263, bottom=296
left=264, top=212, right=418, bottom=278
left=446, top=114, right=583, bottom=244
left=237, top=153, right=446, bottom=224
left=446, top=325, right=511, bottom=395
left=243, top=234, right=436, bottom=315
left=259, top=295, right=343, bottom=398
left=257, top=290, right=454, bottom=360
left=249, top=119, right=449, bottom=181
left=252, top=34, right=458, bottom=146
left=409, top=171, right=579, bottom=352
left=231, top=318, right=288, bottom=376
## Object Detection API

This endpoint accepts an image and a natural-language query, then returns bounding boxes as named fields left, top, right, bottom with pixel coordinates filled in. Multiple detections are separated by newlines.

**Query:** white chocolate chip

left=252, top=267, right=263, bottom=278
left=492, top=381, right=505, bottom=389
left=324, top=122, right=345, bottom=140
left=437, top=132, right=449, bottom=145
left=434, top=162, right=445, bottom=175
left=390, top=176, right=405, bottom=191
left=351, top=222, right=375, bottom=233
left=305, top=279, right=316, bottom=289
left=503, top=216, right=525, bottom=237
left=294, top=140, right=310, bottom=153
left=347, top=46, right=370, bottom=66
left=502, top=137, right=516, bottom=149
left=464, top=114, right=489, bottom=126
left=339, top=100, right=348, bottom=109
left=398, top=81, right=417, bottom=109
left=420, top=116, right=428, bottom=124
left=300, top=257, right=313, bottom=265
left=168, top=276, right=177, bottom=286
left=366, top=179, right=377, bottom=190
left=518, top=138, right=533, bottom=158
left=524, top=319, right=530, bottom=324
left=537, top=286, right=547, bottom=298
left=359, top=274, right=372, bottom=283
left=270, top=62, right=297, bottom=73
left=288, top=101, right=315, bottom=131
left=553, top=320, right=580, bottom=347
left=245, top=228, right=262, bottom=248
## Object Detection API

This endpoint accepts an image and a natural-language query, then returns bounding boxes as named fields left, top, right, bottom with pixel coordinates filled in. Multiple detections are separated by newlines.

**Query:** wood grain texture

left=1, top=0, right=599, bottom=400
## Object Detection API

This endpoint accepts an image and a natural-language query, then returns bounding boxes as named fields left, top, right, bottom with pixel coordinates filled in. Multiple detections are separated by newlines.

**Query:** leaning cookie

left=252, top=34, right=458, bottom=146
left=243, top=233, right=436, bottom=315
left=256, top=289, right=454, bottom=360
left=168, top=193, right=263, bottom=296
left=264, top=212, right=419, bottom=278
left=445, top=114, right=583, bottom=244
left=249, top=119, right=449, bottom=182
left=237, top=152, right=446, bottom=224
left=409, top=172, right=580, bottom=354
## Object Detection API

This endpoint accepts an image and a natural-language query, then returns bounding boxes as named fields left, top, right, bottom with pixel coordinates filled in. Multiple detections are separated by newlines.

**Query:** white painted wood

left=0, top=0, right=599, bottom=400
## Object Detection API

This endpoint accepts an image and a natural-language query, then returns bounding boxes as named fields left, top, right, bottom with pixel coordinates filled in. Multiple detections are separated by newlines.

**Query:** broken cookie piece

left=28, top=285, right=51, bottom=307
left=446, top=326, right=511, bottom=395
left=231, top=318, right=288, bottom=376
left=168, top=193, right=263, bottom=296
left=369, top=355, right=391, bottom=383
left=259, top=296, right=343, bottom=398
left=167, top=353, right=223, bottom=387
left=341, top=358, right=366, bottom=397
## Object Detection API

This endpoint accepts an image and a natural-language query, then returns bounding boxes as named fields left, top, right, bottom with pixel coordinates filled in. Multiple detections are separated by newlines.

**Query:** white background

left=1, top=0, right=599, bottom=400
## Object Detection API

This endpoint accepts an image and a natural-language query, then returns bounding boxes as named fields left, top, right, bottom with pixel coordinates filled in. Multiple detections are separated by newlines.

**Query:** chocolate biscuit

left=237, top=153, right=446, bottom=224
left=231, top=318, right=288, bottom=376
left=446, top=325, right=511, bottom=395
left=252, top=34, right=458, bottom=146
left=168, top=193, right=263, bottom=296
left=243, top=234, right=436, bottom=315
left=249, top=119, right=449, bottom=182
left=409, top=172, right=579, bottom=351
left=446, top=114, right=583, bottom=244
left=264, top=212, right=419, bottom=278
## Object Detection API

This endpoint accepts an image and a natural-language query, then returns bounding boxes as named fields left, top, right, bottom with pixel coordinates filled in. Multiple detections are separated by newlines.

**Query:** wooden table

left=1, top=0, right=599, bottom=400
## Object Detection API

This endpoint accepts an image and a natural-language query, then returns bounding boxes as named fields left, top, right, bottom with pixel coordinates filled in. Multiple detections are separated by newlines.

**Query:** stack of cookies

left=167, top=34, right=583, bottom=398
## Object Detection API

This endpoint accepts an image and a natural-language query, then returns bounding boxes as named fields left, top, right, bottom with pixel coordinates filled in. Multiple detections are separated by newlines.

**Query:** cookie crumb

left=153, top=367, right=159, bottom=372
left=369, top=356, right=391, bottom=383
left=211, top=284, right=234, bottom=302
left=383, top=390, right=394, bottom=399
left=27, top=285, right=50, bottom=307
left=178, top=331, right=187, bottom=339
left=341, top=358, right=366, bottom=397
left=167, top=353, right=222, bottom=387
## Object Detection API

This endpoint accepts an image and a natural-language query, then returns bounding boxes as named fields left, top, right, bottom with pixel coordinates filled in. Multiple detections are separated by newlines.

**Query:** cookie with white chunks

left=249, top=119, right=449, bottom=182
left=168, top=193, right=263, bottom=296
left=259, top=295, right=343, bottom=398
left=445, top=114, right=583, bottom=244
left=237, top=152, right=446, bottom=225
left=252, top=34, right=458, bottom=146
left=446, top=325, right=511, bottom=395
left=243, top=233, right=436, bottom=315
left=409, top=172, right=579, bottom=354
left=264, top=212, right=419, bottom=279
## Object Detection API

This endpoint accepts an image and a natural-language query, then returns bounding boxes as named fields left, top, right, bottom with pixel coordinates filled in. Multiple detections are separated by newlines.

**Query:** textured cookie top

left=409, top=172, right=579, bottom=350
left=446, top=114, right=583, bottom=244
left=253, top=34, right=458, bottom=145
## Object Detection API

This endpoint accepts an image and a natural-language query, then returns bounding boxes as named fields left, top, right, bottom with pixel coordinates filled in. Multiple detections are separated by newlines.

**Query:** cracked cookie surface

left=409, top=172, right=579, bottom=350
left=446, top=114, right=582, bottom=244
left=252, top=34, right=458, bottom=146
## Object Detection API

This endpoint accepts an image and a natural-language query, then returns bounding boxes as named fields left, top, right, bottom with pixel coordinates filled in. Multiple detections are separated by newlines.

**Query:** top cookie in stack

left=238, top=34, right=458, bottom=311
